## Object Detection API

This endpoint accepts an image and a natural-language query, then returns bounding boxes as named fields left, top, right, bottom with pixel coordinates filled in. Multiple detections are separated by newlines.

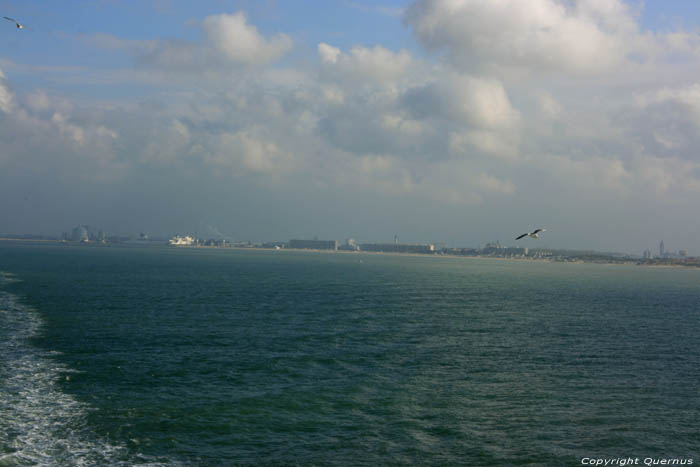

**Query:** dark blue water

left=1, top=243, right=699, bottom=465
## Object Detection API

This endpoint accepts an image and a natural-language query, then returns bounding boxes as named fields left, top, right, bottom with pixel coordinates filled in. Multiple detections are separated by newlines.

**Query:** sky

left=2, top=0, right=700, bottom=254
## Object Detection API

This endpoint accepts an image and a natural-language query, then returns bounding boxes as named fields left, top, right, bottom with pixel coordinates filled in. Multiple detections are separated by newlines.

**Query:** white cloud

left=89, top=12, right=292, bottom=71
left=0, top=94, right=125, bottom=182
left=139, top=118, right=192, bottom=163
left=403, top=0, right=699, bottom=75
left=631, top=155, right=700, bottom=197
left=549, top=155, right=632, bottom=193
left=534, top=90, right=563, bottom=118
left=636, top=84, right=700, bottom=126
left=51, top=112, right=86, bottom=145
left=405, top=0, right=616, bottom=72
left=346, top=153, right=415, bottom=195
left=318, top=43, right=341, bottom=64
left=449, top=129, right=519, bottom=160
left=0, top=69, right=14, bottom=113
left=25, top=91, right=51, bottom=112
left=403, top=74, right=519, bottom=129
left=205, top=129, right=293, bottom=175
left=617, top=83, right=700, bottom=161
left=203, top=12, right=292, bottom=65
left=319, top=43, right=414, bottom=83
left=381, top=114, right=427, bottom=137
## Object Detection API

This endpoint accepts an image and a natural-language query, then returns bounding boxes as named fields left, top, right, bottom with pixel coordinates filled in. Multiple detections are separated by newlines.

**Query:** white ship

left=169, top=235, right=195, bottom=246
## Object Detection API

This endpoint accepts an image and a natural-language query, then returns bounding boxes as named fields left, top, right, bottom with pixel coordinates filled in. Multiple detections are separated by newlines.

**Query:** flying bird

left=515, top=228, right=546, bottom=240
left=4, top=16, right=25, bottom=29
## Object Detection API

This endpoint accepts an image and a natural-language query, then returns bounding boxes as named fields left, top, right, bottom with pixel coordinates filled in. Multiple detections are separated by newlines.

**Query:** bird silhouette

left=515, top=228, right=546, bottom=240
left=4, top=16, right=26, bottom=29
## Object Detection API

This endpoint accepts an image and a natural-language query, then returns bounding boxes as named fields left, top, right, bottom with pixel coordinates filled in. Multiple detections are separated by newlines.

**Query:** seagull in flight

left=4, top=16, right=26, bottom=29
left=515, top=228, right=546, bottom=240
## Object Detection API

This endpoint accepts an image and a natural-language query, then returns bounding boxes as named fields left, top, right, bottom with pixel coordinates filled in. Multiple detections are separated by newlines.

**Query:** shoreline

left=2, top=238, right=698, bottom=269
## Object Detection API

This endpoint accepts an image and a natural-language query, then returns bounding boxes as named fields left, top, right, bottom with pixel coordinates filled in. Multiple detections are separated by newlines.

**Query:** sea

left=1, top=242, right=699, bottom=466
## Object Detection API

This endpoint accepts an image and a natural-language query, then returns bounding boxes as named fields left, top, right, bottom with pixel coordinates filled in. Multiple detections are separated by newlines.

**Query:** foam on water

left=0, top=272, right=172, bottom=467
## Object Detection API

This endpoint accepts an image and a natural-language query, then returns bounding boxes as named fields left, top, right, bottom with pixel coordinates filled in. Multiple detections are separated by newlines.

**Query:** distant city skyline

left=4, top=224, right=691, bottom=260
left=3, top=1, right=700, bottom=255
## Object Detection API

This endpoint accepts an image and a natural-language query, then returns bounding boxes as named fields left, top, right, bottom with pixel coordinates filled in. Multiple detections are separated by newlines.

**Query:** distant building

left=71, top=225, right=89, bottom=242
left=169, top=235, right=196, bottom=246
left=359, top=242, right=435, bottom=254
left=205, top=238, right=228, bottom=247
left=338, top=238, right=360, bottom=251
left=477, top=241, right=527, bottom=257
left=441, top=247, right=478, bottom=256
left=679, top=250, right=687, bottom=257
left=68, top=224, right=109, bottom=243
left=480, top=241, right=503, bottom=255
left=288, top=239, right=338, bottom=250
left=660, top=240, right=665, bottom=258
left=502, top=247, right=528, bottom=257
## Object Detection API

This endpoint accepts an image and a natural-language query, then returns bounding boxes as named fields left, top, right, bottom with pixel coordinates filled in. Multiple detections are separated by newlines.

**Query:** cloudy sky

left=2, top=0, right=700, bottom=254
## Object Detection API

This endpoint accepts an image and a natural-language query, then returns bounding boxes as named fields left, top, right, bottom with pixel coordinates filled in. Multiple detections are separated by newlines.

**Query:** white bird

left=4, top=16, right=25, bottom=29
left=515, top=228, right=546, bottom=240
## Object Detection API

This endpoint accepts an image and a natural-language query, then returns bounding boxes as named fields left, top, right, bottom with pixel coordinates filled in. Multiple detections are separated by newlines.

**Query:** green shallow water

left=1, top=243, right=699, bottom=465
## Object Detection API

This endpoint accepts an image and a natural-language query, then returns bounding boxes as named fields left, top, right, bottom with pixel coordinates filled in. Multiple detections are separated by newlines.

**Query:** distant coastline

left=2, top=237, right=699, bottom=268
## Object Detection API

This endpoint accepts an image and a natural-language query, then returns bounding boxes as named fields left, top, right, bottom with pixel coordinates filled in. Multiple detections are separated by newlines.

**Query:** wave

left=0, top=272, right=173, bottom=466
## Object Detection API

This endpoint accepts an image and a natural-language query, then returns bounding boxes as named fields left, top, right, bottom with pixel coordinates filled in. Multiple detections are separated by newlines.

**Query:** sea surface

left=1, top=242, right=699, bottom=466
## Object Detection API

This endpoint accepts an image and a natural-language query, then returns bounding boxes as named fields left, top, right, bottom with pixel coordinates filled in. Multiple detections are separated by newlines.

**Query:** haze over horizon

left=2, top=1, right=700, bottom=255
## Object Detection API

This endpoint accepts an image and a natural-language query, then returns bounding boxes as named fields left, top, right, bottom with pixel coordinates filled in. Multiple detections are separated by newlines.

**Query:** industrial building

left=359, top=243, right=435, bottom=254
left=69, top=225, right=106, bottom=243
left=169, top=235, right=196, bottom=246
left=288, top=239, right=338, bottom=250
left=71, top=225, right=88, bottom=242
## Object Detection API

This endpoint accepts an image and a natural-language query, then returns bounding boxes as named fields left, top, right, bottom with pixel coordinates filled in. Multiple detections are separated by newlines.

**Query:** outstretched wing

left=531, top=228, right=543, bottom=235
left=515, top=233, right=528, bottom=240
left=4, top=16, right=17, bottom=23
